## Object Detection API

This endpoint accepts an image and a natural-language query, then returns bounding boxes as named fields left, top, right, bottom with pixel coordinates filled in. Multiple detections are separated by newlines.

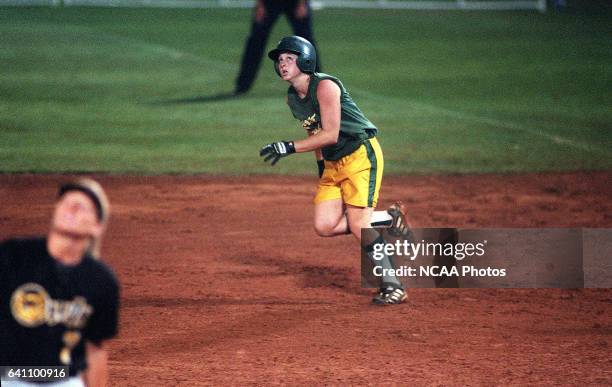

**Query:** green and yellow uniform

left=287, top=73, right=384, bottom=208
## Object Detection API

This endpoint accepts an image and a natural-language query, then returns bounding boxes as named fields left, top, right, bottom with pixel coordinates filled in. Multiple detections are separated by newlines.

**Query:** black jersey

left=0, top=237, right=119, bottom=376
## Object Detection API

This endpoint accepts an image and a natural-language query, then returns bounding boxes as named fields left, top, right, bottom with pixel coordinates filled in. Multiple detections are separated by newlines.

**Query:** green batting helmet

left=267, top=36, right=317, bottom=76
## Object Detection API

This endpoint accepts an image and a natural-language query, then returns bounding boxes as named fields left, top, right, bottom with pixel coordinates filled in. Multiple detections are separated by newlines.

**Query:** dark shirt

left=0, top=237, right=119, bottom=376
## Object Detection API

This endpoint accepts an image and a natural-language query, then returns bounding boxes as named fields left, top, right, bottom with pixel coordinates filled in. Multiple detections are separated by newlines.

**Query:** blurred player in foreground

left=0, top=178, right=119, bottom=386
left=260, top=36, right=411, bottom=305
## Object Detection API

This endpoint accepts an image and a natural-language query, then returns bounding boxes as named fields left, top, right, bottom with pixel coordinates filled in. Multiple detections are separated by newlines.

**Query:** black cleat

left=372, top=286, right=407, bottom=305
left=387, top=201, right=414, bottom=240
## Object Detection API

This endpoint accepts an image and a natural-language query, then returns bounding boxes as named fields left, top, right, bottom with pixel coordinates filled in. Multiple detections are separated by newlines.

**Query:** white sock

left=370, top=210, right=392, bottom=227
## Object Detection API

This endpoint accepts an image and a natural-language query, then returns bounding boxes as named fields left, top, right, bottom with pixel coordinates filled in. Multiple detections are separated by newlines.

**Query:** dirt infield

left=1, top=172, right=611, bottom=386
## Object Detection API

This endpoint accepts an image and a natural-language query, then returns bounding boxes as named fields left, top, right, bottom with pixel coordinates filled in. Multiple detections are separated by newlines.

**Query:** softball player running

left=0, top=178, right=119, bottom=386
left=260, top=36, right=410, bottom=305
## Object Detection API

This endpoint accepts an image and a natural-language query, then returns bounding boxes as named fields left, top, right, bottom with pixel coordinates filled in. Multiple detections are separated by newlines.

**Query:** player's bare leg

left=314, top=200, right=412, bottom=236
left=313, top=198, right=349, bottom=237
left=345, top=205, right=373, bottom=242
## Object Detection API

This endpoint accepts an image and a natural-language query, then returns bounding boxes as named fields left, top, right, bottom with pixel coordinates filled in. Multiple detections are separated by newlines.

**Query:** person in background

left=235, top=0, right=322, bottom=95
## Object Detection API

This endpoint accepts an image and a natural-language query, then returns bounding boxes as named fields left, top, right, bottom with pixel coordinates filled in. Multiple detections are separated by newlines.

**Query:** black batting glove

left=260, top=141, right=296, bottom=166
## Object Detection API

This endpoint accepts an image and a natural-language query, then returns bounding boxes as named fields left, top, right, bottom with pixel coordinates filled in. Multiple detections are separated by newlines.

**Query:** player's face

left=52, top=191, right=102, bottom=238
left=277, top=52, right=301, bottom=81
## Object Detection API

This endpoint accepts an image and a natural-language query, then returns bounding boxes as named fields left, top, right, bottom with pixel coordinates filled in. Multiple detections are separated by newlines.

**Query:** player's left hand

left=260, top=141, right=296, bottom=166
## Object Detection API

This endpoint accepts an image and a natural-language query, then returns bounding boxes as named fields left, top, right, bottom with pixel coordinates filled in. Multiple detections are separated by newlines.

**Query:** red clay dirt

left=1, top=172, right=611, bottom=386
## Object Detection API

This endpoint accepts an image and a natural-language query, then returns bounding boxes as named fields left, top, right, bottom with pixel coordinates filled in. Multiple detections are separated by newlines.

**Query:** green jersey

left=286, top=73, right=378, bottom=161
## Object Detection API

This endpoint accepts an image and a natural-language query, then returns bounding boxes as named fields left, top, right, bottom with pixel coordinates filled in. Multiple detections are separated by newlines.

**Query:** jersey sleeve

left=83, top=264, right=120, bottom=345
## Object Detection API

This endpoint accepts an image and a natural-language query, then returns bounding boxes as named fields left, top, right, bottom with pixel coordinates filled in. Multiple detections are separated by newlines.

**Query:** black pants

left=235, top=0, right=322, bottom=93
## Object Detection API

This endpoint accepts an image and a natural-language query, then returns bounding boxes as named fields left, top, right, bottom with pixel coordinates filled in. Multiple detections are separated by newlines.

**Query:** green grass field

left=1, top=6, right=610, bottom=174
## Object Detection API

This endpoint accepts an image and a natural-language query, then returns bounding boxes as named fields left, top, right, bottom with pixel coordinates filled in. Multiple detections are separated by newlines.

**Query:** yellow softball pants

left=314, top=137, right=383, bottom=208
